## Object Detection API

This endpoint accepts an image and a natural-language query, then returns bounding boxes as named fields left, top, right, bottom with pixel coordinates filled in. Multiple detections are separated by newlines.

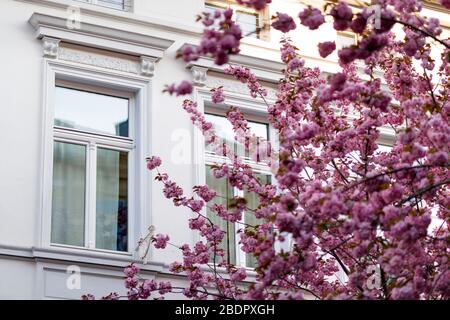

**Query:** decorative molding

left=140, top=56, right=157, bottom=77
left=191, top=66, right=208, bottom=86
left=42, top=37, right=60, bottom=58
left=39, top=60, right=154, bottom=257
left=182, top=43, right=284, bottom=84
left=205, top=77, right=277, bottom=100
left=58, top=46, right=140, bottom=74
left=0, top=243, right=258, bottom=281
left=0, top=244, right=164, bottom=272
left=29, top=12, right=175, bottom=58
left=17, top=0, right=202, bottom=37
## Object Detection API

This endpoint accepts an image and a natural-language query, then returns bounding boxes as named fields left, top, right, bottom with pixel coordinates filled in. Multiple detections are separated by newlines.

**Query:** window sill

left=48, top=243, right=133, bottom=258
left=34, top=245, right=137, bottom=266
left=0, top=243, right=167, bottom=272
left=0, top=244, right=260, bottom=283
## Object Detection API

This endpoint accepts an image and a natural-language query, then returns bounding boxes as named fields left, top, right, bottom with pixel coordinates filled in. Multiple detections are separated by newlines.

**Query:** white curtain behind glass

left=244, top=173, right=270, bottom=268
left=206, top=165, right=236, bottom=265
left=51, top=142, right=86, bottom=246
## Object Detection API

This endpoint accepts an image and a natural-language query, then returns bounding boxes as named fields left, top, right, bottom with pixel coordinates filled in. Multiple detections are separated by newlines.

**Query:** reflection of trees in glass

left=115, top=120, right=129, bottom=137
left=54, top=86, right=129, bottom=137
left=96, top=149, right=128, bottom=252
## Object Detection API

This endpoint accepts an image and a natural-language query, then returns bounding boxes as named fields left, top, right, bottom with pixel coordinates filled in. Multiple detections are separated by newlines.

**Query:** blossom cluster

left=211, top=86, right=225, bottom=104
left=164, top=81, right=193, bottom=96
left=95, top=0, right=450, bottom=301
left=225, top=65, right=268, bottom=98
left=83, top=264, right=173, bottom=300
left=272, top=12, right=296, bottom=33
left=181, top=9, right=242, bottom=65
left=236, top=0, right=271, bottom=11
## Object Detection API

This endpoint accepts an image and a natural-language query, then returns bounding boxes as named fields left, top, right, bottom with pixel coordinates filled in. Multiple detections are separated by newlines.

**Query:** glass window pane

left=54, top=86, right=129, bottom=137
left=204, top=4, right=258, bottom=38
left=205, top=113, right=268, bottom=160
left=244, top=173, right=270, bottom=268
left=204, top=4, right=228, bottom=29
left=51, top=142, right=86, bottom=247
left=206, top=165, right=236, bottom=265
left=96, top=148, right=128, bottom=252
left=97, top=0, right=125, bottom=10
left=205, top=113, right=235, bottom=156
left=337, top=32, right=356, bottom=50
left=236, top=11, right=258, bottom=38
left=248, top=121, right=268, bottom=140
left=246, top=120, right=269, bottom=160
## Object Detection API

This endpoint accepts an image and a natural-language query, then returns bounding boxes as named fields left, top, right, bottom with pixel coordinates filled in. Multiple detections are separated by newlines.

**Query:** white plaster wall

left=0, top=0, right=44, bottom=247
left=0, top=0, right=448, bottom=299
left=0, top=259, right=36, bottom=299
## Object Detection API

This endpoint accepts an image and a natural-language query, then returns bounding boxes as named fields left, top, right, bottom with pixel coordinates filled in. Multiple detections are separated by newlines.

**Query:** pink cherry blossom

left=330, top=1, right=353, bottom=31
left=298, top=7, right=325, bottom=30
left=211, top=87, right=225, bottom=104
left=236, top=0, right=271, bottom=11
left=146, top=156, right=161, bottom=170
left=95, top=0, right=450, bottom=302
left=153, top=234, right=170, bottom=249
left=318, top=41, right=336, bottom=58
left=272, top=12, right=296, bottom=33
left=164, top=81, right=193, bottom=96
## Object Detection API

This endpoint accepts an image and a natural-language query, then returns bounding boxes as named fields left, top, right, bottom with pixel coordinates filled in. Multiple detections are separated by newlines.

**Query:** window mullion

left=235, top=187, right=246, bottom=267
left=86, top=141, right=97, bottom=249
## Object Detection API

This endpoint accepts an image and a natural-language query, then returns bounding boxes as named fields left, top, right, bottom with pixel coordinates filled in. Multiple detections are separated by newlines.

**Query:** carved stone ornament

left=42, top=37, right=60, bottom=58
left=57, top=46, right=141, bottom=74
left=191, top=66, right=208, bottom=86
left=140, top=56, right=158, bottom=77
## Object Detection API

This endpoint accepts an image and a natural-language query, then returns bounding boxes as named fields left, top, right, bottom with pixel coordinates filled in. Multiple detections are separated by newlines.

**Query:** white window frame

left=193, top=86, right=278, bottom=268
left=39, top=59, right=153, bottom=259
left=53, top=81, right=134, bottom=252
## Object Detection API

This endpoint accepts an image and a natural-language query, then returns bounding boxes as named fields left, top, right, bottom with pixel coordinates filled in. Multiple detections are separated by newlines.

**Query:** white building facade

left=0, top=0, right=448, bottom=299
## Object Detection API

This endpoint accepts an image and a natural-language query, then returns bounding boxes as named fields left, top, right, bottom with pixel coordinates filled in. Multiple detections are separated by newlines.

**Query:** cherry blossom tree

left=86, top=0, right=450, bottom=300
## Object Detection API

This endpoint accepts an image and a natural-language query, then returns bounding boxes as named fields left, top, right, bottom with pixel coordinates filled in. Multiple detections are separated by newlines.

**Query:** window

left=205, top=1, right=270, bottom=40
left=204, top=111, right=272, bottom=268
left=50, top=83, right=133, bottom=252
left=74, top=0, right=130, bottom=11
left=336, top=31, right=358, bottom=50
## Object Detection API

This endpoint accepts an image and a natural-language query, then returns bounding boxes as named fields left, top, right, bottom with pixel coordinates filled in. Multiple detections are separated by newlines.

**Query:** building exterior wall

left=0, top=0, right=448, bottom=299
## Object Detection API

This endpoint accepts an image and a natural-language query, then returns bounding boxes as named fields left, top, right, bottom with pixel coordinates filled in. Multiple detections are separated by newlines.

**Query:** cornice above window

left=180, top=43, right=285, bottom=85
left=28, top=12, right=174, bottom=59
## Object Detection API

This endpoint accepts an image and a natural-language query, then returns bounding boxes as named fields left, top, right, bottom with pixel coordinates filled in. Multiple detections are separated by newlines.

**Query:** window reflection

left=54, top=86, right=129, bottom=137
left=236, top=10, right=259, bottom=38
left=204, top=113, right=269, bottom=160
left=205, top=4, right=260, bottom=39
left=97, top=0, right=125, bottom=10
left=75, top=0, right=126, bottom=10
left=206, top=165, right=236, bottom=265
left=96, top=148, right=128, bottom=252
left=244, top=173, right=270, bottom=268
